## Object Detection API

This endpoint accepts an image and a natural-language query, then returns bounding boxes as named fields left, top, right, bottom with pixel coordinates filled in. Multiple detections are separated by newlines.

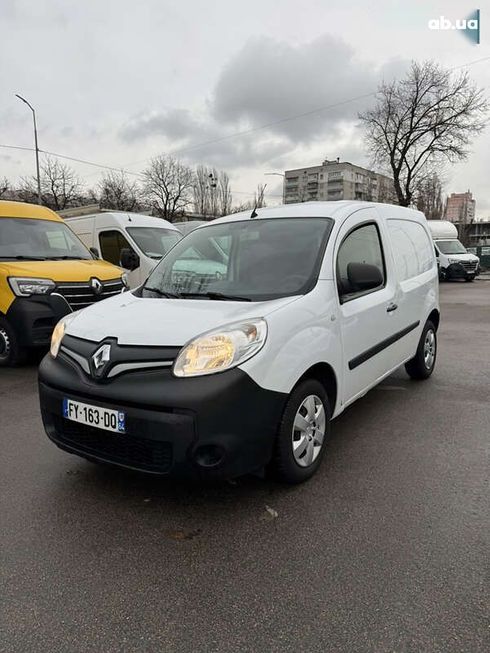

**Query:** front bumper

left=6, top=295, right=72, bottom=347
left=444, top=263, right=479, bottom=279
left=38, top=353, right=287, bottom=479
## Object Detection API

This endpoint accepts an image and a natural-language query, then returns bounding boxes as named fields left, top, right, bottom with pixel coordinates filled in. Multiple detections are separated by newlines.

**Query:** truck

left=427, top=221, right=480, bottom=282
left=64, top=212, right=182, bottom=288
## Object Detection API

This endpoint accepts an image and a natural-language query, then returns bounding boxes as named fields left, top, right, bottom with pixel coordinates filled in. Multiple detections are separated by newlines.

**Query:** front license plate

left=63, top=398, right=126, bottom=433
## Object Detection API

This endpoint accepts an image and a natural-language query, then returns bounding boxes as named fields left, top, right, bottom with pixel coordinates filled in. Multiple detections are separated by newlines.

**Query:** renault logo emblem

left=90, top=277, right=103, bottom=295
left=91, top=343, right=111, bottom=377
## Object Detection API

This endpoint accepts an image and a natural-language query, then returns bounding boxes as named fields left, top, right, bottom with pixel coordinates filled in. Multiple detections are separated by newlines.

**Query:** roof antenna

left=250, top=184, right=266, bottom=219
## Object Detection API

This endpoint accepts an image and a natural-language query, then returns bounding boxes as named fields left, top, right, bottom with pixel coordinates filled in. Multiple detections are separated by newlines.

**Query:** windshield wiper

left=144, top=286, right=182, bottom=298
left=179, top=291, right=252, bottom=302
left=0, top=255, right=47, bottom=260
left=45, top=255, right=85, bottom=260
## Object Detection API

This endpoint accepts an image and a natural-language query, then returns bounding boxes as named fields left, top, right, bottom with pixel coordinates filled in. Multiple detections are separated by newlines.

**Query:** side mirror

left=89, top=246, right=100, bottom=259
left=347, top=262, right=383, bottom=293
left=120, top=247, right=140, bottom=271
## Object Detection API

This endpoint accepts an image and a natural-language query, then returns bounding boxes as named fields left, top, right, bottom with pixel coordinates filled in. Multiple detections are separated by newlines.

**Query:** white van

left=428, top=220, right=480, bottom=281
left=40, top=201, right=439, bottom=484
left=65, top=212, right=182, bottom=288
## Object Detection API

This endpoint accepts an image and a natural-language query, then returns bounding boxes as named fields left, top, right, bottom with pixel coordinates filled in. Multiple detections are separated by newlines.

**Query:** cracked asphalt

left=1, top=281, right=488, bottom=653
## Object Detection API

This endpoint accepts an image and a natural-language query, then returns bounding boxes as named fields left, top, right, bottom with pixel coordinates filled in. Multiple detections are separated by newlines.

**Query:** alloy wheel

left=292, top=394, right=326, bottom=467
left=424, top=329, right=436, bottom=369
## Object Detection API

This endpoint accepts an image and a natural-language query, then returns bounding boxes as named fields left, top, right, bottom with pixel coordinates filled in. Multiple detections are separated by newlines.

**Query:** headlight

left=9, top=277, right=55, bottom=297
left=173, top=319, right=267, bottom=377
left=448, top=258, right=462, bottom=265
left=50, top=312, right=78, bottom=358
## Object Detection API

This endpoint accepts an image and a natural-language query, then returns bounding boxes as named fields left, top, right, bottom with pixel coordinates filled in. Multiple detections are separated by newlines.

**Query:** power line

left=3, top=53, right=489, bottom=185
left=120, top=54, right=490, bottom=170
left=0, top=144, right=282, bottom=198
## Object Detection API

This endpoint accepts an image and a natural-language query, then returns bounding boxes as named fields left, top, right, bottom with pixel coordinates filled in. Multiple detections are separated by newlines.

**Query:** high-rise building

left=283, top=159, right=397, bottom=205
left=444, top=191, right=476, bottom=223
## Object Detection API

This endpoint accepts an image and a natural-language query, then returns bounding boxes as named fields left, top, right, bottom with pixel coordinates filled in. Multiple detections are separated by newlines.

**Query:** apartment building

left=444, top=191, right=476, bottom=223
left=283, top=159, right=397, bottom=205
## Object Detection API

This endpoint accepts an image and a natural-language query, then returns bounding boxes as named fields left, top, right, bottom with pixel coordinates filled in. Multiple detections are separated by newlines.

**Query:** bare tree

left=193, top=165, right=210, bottom=216
left=0, top=177, right=10, bottom=198
left=415, top=172, right=445, bottom=220
left=20, top=155, right=84, bottom=210
left=360, top=61, right=488, bottom=206
left=143, top=155, right=194, bottom=221
left=98, top=171, right=140, bottom=211
left=254, top=184, right=267, bottom=208
left=192, top=166, right=233, bottom=217
left=230, top=184, right=267, bottom=214
left=218, top=172, right=232, bottom=216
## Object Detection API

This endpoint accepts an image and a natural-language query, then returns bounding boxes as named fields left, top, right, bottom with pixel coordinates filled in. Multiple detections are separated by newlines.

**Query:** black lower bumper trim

left=5, top=295, right=71, bottom=347
left=39, top=357, right=288, bottom=479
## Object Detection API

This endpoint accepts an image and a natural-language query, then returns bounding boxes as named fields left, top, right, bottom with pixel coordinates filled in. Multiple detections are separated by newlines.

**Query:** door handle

left=386, top=302, right=398, bottom=313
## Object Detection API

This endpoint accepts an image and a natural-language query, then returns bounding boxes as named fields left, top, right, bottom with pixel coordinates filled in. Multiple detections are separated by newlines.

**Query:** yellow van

left=0, top=200, right=127, bottom=366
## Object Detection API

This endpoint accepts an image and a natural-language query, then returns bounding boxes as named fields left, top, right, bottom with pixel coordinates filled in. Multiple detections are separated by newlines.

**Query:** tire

left=0, top=317, right=27, bottom=367
left=405, top=320, right=437, bottom=380
left=270, top=379, right=330, bottom=484
left=465, top=276, right=475, bottom=282
left=439, top=268, right=447, bottom=281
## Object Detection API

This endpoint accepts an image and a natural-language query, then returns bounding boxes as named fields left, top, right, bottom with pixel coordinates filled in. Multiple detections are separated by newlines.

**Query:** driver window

left=337, top=223, right=385, bottom=300
left=99, top=230, right=132, bottom=265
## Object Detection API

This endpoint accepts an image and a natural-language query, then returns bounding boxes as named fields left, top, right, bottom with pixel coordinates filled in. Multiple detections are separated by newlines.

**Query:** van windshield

left=127, top=227, right=182, bottom=259
left=0, top=217, right=92, bottom=260
left=437, top=239, right=467, bottom=255
left=142, top=217, right=333, bottom=301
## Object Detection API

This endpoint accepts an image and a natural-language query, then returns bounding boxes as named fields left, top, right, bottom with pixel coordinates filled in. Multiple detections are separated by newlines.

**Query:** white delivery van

left=65, top=212, right=182, bottom=288
left=428, top=220, right=480, bottom=281
left=40, top=201, right=439, bottom=484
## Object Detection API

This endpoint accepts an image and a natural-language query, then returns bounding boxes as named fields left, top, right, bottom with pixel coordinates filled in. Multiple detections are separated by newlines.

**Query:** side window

left=99, top=230, right=132, bottom=266
left=387, top=219, right=434, bottom=281
left=337, top=223, right=385, bottom=301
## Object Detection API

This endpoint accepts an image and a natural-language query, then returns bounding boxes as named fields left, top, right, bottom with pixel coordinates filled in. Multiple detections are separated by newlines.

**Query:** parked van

left=428, top=220, right=480, bottom=281
left=0, top=200, right=126, bottom=366
left=39, top=201, right=440, bottom=483
left=65, top=212, right=182, bottom=288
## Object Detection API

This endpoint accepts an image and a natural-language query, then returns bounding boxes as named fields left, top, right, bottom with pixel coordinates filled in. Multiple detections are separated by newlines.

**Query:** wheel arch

left=428, top=308, right=440, bottom=331
left=295, top=362, right=338, bottom=416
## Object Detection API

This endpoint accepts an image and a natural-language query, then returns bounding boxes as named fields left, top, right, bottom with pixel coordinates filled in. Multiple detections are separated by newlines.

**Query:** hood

left=0, top=259, right=122, bottom=282
left=65, top=292, right=300, bottom=346
left=445, top=253, right=479, bottom=262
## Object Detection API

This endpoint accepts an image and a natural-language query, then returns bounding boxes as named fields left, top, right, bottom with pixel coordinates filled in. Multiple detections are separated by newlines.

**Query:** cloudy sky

left=1, top=0, right=489, bottom=213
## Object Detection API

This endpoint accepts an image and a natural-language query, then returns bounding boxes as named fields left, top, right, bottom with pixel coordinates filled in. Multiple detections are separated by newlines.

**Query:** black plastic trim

left=61, top=334, right=181, bottom=381
left=349, top=321, right=420, bottom=370
left=38, top=358, right=288, bottom=478
left=5, top=295, right=72, bottom=347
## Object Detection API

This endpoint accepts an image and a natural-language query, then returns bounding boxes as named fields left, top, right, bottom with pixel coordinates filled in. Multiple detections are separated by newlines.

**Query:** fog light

left=193, top=445, right=225, bottom=468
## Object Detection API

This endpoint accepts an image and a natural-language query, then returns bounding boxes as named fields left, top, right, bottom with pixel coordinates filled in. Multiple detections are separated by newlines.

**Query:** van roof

left=0, top=200, right=62, bottom=222
left=64, top=211, right=180, bottom=230
left=213, top=201, right=423, bottom=224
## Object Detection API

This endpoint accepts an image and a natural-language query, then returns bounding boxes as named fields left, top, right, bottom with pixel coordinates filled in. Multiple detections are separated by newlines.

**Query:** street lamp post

left=15, top=94, right=42, bottom=204
left=264, top=172, right=286, bottom=204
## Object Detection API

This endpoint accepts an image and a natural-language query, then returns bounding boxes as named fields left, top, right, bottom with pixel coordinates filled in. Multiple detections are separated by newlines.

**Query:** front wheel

left=405, top=321, right=437, bottom=380
left=270, top=379, right=330, bottom=484
left=465, top=276, right=475, bottom=282
left=0, top=317, right=27, bottom=367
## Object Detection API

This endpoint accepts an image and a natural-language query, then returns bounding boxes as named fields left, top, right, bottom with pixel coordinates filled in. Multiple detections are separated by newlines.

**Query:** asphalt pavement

left=1, top=281, right=489, bottom=653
